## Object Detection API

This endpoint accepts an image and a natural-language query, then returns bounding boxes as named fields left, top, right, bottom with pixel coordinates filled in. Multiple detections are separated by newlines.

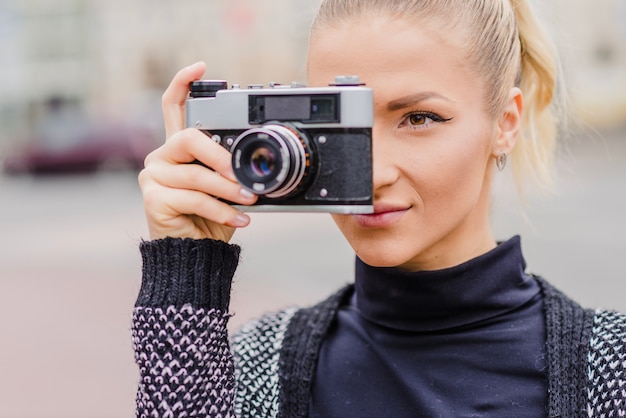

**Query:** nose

left=371, top=124, right=399, bottom=193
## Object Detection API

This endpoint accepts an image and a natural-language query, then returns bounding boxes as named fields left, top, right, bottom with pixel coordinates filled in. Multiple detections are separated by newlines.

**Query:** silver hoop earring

left=496, top=153, right=508, bottom=171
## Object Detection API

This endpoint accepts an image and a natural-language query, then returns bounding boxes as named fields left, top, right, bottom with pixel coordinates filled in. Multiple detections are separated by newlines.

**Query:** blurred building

left=537, top=0, right=626, bottom=127
left=0, top=0, right=317, bottom=150
left=0, top=0, right=624, bottom=151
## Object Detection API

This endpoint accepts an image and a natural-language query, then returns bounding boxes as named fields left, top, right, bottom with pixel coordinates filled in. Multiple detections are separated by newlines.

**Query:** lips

left=352, top=204, right=410, bottom=228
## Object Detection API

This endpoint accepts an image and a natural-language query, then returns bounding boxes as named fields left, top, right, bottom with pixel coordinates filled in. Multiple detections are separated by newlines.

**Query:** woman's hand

left=138, top=62, right=257, bottom=241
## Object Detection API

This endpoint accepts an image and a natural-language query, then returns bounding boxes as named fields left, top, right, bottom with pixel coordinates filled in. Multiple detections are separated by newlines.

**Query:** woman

left=133, top=0, right=625, bottom=416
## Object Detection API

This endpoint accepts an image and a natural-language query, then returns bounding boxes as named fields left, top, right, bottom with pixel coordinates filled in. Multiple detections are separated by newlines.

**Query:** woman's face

left=308, top=15, right=509, bottom=271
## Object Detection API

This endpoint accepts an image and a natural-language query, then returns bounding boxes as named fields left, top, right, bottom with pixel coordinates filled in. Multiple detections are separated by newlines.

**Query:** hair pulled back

left=311, top=0, right=565, bottom=193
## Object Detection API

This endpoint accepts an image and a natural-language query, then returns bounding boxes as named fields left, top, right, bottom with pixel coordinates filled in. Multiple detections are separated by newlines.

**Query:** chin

left=353, top=245, right=416, bottom=269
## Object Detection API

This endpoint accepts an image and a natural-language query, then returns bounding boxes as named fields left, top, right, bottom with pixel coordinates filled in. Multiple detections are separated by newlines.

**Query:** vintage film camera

left=186, top=76, right=374, bottom=214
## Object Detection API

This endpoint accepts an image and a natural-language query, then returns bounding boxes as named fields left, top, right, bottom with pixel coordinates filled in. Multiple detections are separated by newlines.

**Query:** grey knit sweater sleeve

left=131, top=238, right=240, bottom=418
left=587, top=309, right=626, bottom=417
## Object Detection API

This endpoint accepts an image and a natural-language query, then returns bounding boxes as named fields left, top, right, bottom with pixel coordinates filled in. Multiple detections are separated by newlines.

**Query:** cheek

left=405, top=126, right=493, bottom=206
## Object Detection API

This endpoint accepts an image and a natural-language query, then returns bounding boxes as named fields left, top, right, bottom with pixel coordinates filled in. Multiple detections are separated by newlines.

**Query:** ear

left=492, top=87, right=523, bottom=157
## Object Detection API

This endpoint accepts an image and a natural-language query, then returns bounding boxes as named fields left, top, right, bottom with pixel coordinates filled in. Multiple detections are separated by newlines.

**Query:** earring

left=496, top=153, right=507, bottom=171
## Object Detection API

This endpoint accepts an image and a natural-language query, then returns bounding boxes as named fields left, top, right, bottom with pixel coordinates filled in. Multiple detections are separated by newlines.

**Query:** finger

left=144, top=184, right=251, bottom=230
left=144, top=161, right=258, bottom=206
left=162, top=61, right=207, bottom=139
left=147, top=128, right=238, bottom=182
left=169, top=188, right=251, bottom=228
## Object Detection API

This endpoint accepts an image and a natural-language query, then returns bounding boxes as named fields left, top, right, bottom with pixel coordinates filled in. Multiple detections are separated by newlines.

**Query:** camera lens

left=250, top=147, right=276, bottom=177
left=231, top=124, right=313, bottom=198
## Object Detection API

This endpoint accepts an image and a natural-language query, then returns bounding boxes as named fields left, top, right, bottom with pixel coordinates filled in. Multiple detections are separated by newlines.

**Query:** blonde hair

left=311, top=0, right=566, bottom=194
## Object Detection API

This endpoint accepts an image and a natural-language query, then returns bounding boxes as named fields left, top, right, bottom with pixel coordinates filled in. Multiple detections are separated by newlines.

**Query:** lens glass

left=250, top=146, right=276, bottom=178
left=231, top=125, right=311, bottom=197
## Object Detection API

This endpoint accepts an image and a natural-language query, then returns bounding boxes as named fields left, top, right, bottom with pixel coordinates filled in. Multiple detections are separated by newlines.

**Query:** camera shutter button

left=330, top=75, right=364, bottom=86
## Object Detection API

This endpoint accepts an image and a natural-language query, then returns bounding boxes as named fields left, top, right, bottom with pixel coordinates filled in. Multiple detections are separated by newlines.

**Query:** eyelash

left=400, top=111, right=452, bottom=130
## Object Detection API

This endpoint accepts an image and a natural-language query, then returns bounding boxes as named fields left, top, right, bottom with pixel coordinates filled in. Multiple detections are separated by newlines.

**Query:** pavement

left=0, top=123, right=624, bottom=417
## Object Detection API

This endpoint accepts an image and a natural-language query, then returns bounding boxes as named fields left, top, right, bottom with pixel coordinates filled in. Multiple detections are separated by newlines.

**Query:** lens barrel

left=231, top=124, right=312, bottom=198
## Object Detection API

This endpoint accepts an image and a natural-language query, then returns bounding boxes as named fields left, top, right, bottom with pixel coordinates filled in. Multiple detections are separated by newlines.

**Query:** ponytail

left=509, top=0, right=566, bottom=195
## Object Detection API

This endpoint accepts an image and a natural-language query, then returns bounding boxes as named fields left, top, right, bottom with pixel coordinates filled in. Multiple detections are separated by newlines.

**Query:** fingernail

left=239, top=188, right=256, bottom=200
left=231, top=213, right=250, bottom=228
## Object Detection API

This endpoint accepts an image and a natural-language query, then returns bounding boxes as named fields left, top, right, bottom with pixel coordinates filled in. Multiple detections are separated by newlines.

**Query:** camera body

left=186, top=76, right=374, bottom=214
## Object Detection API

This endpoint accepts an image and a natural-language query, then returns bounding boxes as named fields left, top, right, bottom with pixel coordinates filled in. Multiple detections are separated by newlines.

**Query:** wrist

left=136, top=237, right=240, bottom=311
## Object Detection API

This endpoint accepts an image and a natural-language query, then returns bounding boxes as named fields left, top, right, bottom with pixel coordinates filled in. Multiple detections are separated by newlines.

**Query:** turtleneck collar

left=353, top=236, right=541, bottom=332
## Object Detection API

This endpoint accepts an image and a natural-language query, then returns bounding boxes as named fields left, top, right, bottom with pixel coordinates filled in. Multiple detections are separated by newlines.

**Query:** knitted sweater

left=132, top=238, right=626, bottom=417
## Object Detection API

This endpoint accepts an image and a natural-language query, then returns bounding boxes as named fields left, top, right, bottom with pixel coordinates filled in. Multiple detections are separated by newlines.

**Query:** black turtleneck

left=309, top=236, right=548, bottom=418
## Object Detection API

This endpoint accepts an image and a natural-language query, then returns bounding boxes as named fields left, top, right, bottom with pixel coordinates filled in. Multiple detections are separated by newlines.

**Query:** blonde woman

left=133, top=0, right=624, bottom=416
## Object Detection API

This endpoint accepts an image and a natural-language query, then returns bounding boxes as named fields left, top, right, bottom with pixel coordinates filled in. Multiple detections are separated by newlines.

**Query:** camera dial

left=230, top=124, right=314, bottom=198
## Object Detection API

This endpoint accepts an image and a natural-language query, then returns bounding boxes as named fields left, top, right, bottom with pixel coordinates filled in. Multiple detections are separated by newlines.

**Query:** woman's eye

left=402, top=112, right=452, bottom=130
left=409, top=114, right=430, bottom=126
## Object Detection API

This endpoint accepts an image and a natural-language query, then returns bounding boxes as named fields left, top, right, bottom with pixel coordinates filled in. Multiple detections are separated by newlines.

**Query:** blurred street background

left=0, top=0, right=625, bottom=417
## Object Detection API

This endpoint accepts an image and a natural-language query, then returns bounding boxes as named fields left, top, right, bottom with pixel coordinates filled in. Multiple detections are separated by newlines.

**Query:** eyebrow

left=386, top=92, right=453, bottom=112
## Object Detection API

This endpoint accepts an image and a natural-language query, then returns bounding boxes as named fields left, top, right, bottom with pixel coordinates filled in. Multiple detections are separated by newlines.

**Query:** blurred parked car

left=3, top=123, right=158, bottom=175
left=2, top=97, right=160, bottom=175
